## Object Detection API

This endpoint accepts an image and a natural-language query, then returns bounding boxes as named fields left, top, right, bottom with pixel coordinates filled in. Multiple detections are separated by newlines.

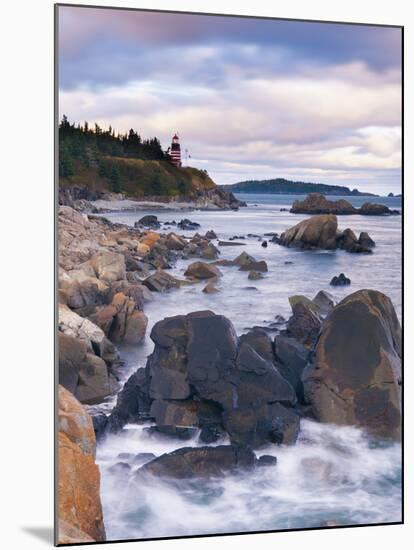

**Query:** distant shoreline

left=219, top=177, right=401, bottom=197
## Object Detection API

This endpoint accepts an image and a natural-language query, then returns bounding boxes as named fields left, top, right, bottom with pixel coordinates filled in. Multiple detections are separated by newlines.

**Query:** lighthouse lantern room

left=169, top=133, right=182, bottom=167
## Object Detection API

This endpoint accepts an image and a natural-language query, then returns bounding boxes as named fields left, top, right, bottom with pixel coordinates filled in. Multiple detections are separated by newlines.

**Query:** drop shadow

left=21, top=526, right=54, bottom=545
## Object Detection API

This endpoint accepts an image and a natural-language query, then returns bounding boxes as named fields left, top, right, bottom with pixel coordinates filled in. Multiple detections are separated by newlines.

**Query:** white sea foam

left=97, top=419, right=401, bottom=540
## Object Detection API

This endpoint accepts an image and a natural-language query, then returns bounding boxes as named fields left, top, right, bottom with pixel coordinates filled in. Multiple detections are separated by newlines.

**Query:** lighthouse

left=169, top=133, right=182, bottom=167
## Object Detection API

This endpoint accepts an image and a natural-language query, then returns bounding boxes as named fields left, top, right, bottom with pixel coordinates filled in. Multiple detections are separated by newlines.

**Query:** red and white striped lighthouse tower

left=169, top=133, right=182, bottom=167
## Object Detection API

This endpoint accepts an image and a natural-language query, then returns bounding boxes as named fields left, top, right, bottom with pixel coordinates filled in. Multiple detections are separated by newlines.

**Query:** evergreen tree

left=59, top=143, right=74, bottom=178
left=109, top=165, right=122, bottom=193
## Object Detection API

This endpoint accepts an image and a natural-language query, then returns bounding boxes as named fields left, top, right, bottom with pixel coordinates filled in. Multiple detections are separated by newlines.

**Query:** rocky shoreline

left=59, top=184, right=246, bottom=214
left=57, top=204, right=401, bottom=543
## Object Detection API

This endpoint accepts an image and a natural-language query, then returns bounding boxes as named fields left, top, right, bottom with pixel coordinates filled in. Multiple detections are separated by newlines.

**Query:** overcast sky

left=58, top=6, right=402, bottom=194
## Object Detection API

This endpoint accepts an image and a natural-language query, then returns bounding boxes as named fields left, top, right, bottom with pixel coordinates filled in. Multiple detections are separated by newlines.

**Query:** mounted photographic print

left=55, top=3, right=403, bottom=545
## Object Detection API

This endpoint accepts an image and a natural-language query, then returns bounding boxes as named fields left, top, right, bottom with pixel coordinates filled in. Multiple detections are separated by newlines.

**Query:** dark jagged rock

left=239, top=260, right=268, bottom=272
left=330, top=273, right=351, bottom=286
left=287, top=302, right=321, bottom=347
left=338, top=228, right=373, bottom=253
left=135, top=215, right=160, bottom=228
left=91, top=413, right=108, bottom=441
left=261, top=240, right=268, bottom=248
left=359, top=231, right=376, bottom=248
left=302, top=289, right=402, bottom=440
left=312, top=290, right=335, bottom=317
left=141, top=311, right=299, bottom=449
left=144, top=425, right=198, bottom=441
left=233, top=251, right=256, bottom=267
left=199, top=424, right=223, bottom=444
left=138, top=445, right=256, bottom=478
left=274, top=335, right=309, bottom=403
left=257, top=455, right=277, bottom=467
left=177, top=218, right=201, bottom=230
left=107, top=368, right=151, bottom=432
left=205, top=230, right=218, bottom=240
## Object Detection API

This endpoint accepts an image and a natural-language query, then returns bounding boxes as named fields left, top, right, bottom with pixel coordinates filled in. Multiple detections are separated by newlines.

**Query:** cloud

left=57, top=5, right=402, bottom=193
left=58, top=6, right=402, bottom=89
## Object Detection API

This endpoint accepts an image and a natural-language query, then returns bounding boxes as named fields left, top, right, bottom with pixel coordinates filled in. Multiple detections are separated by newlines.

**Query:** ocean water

left=94, top=193, right=402, bottom=540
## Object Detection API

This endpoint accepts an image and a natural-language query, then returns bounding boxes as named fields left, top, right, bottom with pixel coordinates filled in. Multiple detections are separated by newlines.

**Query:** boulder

left=59, top=304, right=118, bottom=364
left=144, top=312, right=298, bottom=448
left=150, top=399, right=198, bottom=427
left=338, top=228, right=373, bottom=253
left=76, top=353, right=119, bottom=405
left=123, top=253, right=150, bottom=276
left=58, top=386, right=106, bottom=543
left=338, top=228, right=358, bottom=251
left=177, top=218, right=200, bottom=230
left=107, top=368, right=151, bottom=432
left=90, top=251, right=126, bottom=283
left=287, top=302, right=321, bottom=347
left=233, top=251, right=257, bottom=267
left=201, top=243, right=220, bottom=260
left=143, top=269, right=181, bottom=292
left=184, top=261, right=222, bottom=279
left=58, top=331, right=117, bottom=405
left=58, top=332, right=87, bottom=394
left=274, top=335, right=309, bottom=403
left=138, top=445, right=256, bottom=479
left=302, top=289, right=402, bottom=440
left=136, top=242, right=150, bottom=257
left=88, top=305, right=118, bottom=336
left=290, top=194, right=399, bottom=216
left=359, top=202, right=399, bottom=216
left=288, top=295, right=319, bottom=315
left=139, top=231, right=161, bottom=249
left=205, top=230, right=217, bottom=240
left=145, top=241, right=171, bottom=269
left=312, top=290, right=336, bottom=316
left=145, top=425, right=197, bottom=440
left=239, top=260, right=268, bottom=272
left=165, top=233, right=187, bottom=251
left=136, top=215, right=160, bottom=228
left=248, top=271, right=263, bottom=281
left=279, top=215, right=338, bottom=250
left=203, top=281, right=219, bottom=294
left=358, top=231, right=376, bottom=248
left=108, top=281, right=146, bottom=311
left=109, top=292, right=148, bottom=344
left=59, top=277, right=108, bottom=310
left=330, top=273, right=351, bottom=286
left=290, top=193, right=357, bottom=215
left=223, top=401, right=299, bottom=448
left=257, top=455, right=277, bottom=467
